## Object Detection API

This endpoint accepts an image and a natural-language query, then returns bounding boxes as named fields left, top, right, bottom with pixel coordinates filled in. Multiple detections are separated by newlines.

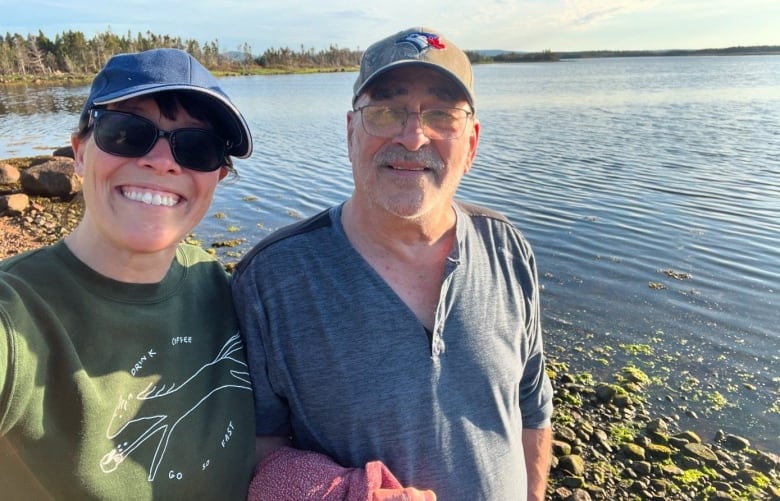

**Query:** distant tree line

left=0, top=28, right=362, bottom=79
left=2, top=28, right=777, bottom=80
left=493, top=50, right=560, bottom=62
left=257, top=44, right=361, bottom=68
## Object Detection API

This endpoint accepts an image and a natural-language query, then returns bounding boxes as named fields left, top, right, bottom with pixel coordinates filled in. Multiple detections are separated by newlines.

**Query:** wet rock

left=647, top=431, right=669, bottom=445
left=621, top=443, right=646, bottom=460
left=659, top=463, right=684, bottom=476
left=649, top=478, right=673, bottom=494
left=736, top=468, right=769, bottom=487
left=566, top=488, right=592, bottom=501
left=556, top=426, right=578, bottom=443
left=674, top=430, right=702, bottom=444
left=552, top=440, right=573, bottom=457
left=561, top=476, right=585, bottom=488
left=683, top=442, right=719, bottom=466
left=753, top=450, right=779, bottom=473
left=723, top=434, right=750, bottom=451
left=679, top=455, right=702, bottom=469
left=646, top=418, right=668, bottom=434
left=711, top=481, right=734, bottom=494
left=592, top=428, right=611, bottom=450
left=708, top=491, right=733, bottom=500
left=646, top=443, right=672, bottom=461
left=595, top=383, right=618, bottom=403
left=613, top=394, right=632, bottom=408
left=558, top=454, right=586, bottom=476
left=668, top=436, right=690, bottom=449
left=630, top=461, right=652, bottom=476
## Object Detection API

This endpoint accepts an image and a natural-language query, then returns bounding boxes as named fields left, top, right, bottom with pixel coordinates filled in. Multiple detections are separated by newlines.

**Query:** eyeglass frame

left=353, top=104, right=475, bottom=140
left=86, top=108, right=231, bottom=172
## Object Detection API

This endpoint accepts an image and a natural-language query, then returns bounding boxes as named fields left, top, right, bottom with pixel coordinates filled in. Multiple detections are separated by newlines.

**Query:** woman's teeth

left=123, top=189, right=179, bottom=207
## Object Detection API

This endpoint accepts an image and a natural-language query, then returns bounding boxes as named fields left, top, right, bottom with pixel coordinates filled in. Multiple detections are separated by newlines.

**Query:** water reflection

left=0, top=83, right=85, bottom=115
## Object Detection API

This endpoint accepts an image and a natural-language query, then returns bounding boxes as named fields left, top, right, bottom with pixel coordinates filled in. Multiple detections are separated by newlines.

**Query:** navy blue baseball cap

left=79, top=48, right=252, bottom=158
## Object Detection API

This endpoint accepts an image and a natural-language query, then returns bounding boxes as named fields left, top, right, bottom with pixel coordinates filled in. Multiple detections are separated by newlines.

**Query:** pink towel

left=247, top=446, right=403, bottom=500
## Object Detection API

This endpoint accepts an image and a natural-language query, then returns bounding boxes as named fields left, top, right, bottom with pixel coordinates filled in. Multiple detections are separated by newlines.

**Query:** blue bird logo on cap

left=395, top=31, right=446, bottom=54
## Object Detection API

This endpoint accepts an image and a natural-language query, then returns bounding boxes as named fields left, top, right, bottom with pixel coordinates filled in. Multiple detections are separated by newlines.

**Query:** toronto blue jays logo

left=395, top=31, right=446, bottom=54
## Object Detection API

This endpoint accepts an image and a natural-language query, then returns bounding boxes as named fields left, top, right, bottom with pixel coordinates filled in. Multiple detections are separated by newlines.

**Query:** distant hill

left=461, top=45, right=780, bottom=64
left=472, top=49, right=518, bottom=57
left=556, top=45, right=780, bottom=59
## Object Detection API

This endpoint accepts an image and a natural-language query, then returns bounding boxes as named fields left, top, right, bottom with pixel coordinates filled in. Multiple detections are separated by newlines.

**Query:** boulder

left=558, top=454, right=586, bottom=476
left=20, top=157, right=81, bottom=197
left=682, top=442, right=719, bottom=467
left=0, top=164, right=21, bottom=185
left=52, top=146, right=75, bottom=158
left=0, top=193, right=29, bottom=215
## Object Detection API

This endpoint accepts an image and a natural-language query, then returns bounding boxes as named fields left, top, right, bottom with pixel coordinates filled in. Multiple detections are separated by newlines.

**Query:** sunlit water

left=2, top=55, right=778, bottom=452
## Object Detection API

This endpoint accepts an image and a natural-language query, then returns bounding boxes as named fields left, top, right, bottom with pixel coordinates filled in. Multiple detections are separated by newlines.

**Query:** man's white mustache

left=373, top=147, right=445, bottom=171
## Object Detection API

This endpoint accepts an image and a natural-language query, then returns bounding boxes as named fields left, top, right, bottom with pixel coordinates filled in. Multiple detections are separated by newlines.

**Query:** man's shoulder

left=455, top=201, right=533, bottom=252
left=456, top=201, right=511, bottom=224
left=234, top=207, right=335, bottom=275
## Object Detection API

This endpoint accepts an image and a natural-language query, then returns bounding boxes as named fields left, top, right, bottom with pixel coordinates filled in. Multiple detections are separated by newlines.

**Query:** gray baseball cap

left=353, top=27, right=475, bottom=109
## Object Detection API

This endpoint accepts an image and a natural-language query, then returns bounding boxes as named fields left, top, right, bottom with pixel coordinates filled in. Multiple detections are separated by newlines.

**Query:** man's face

left=347, top=66, right=479, bottom=221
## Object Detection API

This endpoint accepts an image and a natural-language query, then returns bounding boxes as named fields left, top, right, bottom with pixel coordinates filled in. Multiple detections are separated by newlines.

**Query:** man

left=233, top=27, right=554, bottom=500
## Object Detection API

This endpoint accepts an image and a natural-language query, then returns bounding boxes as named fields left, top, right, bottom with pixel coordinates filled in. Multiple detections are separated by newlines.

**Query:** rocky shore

left=2, top=153, right=779, bottom=500
left=546, top=360, right=779, bottom=500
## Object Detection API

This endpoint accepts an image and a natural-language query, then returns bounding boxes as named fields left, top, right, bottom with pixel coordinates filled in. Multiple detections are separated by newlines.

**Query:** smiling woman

left=0, top=48, right=257, bottom=500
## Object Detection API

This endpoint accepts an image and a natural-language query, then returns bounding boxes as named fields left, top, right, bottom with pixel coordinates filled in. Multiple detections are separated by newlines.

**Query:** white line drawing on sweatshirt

left=99, top=333, right=251, bottom=481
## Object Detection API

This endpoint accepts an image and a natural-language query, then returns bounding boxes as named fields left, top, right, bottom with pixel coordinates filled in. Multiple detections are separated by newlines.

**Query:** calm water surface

left=2, top=56, right=778, bottom=452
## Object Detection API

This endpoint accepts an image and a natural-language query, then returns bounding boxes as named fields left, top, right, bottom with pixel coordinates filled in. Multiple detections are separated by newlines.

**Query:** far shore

left=0, top=65, right=359, bottom=87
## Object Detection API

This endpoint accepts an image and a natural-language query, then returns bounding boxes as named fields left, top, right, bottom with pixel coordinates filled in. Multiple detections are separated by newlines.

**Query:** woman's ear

left=218, top=166, right=229, bottom=181
left=71, top=134, right=86, bottom=176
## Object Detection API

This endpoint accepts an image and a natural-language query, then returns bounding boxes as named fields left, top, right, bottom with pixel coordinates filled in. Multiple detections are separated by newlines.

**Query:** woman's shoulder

left=176, top=242, right=221, bottom=265
left=175, top=243, right=231, bottom=283
left=0, top=243, right=54, bottom=265
left=0, top=243, right=60, bottom=278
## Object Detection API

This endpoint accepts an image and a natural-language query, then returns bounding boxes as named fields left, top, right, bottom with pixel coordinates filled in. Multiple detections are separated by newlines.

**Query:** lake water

left=1, top=55, right=778, bottom=452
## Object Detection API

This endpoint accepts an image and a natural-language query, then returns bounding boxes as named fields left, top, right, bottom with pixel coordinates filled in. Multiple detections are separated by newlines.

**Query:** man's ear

left=71, top=134, right=86, bottom=176
left=218, top=166, right=229, bottom=181
left=464, top=118, right=480, bottom=174
left=346, top=110, right=356, bottom=164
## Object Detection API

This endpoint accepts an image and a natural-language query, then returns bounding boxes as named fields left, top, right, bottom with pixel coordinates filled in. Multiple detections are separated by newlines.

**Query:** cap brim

left=352, top=60, right=475, bottom=110
left=94, top=83, right=252, bottom=158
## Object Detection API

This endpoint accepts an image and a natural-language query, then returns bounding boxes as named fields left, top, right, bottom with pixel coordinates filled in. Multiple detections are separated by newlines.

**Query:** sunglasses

left=89, top=109, right=230, bottom=172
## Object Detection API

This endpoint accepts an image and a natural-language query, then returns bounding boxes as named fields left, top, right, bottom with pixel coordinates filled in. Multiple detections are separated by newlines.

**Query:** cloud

left=558, top=0, right=661, bottom=29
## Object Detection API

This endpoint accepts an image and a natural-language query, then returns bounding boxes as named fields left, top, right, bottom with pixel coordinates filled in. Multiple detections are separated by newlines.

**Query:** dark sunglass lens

left=95, top=112, right=157, bottom=157
left=171, top=130, right=225, bottom=172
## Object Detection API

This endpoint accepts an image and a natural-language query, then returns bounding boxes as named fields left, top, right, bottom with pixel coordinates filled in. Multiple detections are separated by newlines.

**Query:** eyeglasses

left=89, top=109, right=230, bottom=172
left=354, top=105, right=473, bottom=140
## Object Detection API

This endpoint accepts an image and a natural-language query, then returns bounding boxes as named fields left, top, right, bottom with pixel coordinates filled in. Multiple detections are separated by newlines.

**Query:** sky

left=4, top=0, right=779, bottom=54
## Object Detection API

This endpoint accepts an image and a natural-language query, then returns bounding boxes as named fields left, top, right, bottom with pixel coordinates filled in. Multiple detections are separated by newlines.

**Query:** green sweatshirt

left=0, top=241, right=255, bottom=500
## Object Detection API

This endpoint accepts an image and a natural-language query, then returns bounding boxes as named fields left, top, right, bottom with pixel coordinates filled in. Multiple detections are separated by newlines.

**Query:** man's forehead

left=365, top=66, right=465, bottom=101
